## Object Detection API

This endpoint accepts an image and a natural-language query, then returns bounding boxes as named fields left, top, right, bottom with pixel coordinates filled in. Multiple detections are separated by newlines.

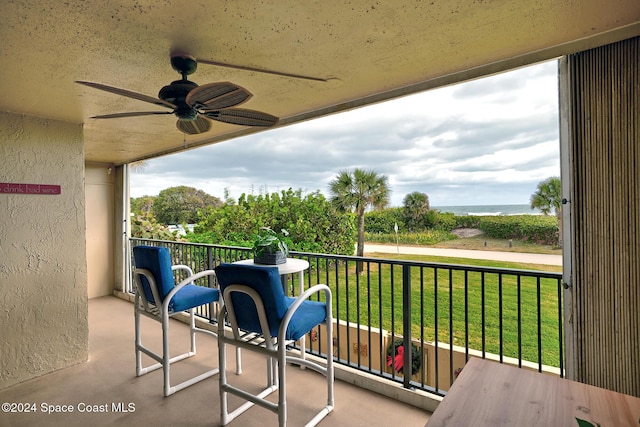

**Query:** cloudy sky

left=131, top=60, right=560, bottom=207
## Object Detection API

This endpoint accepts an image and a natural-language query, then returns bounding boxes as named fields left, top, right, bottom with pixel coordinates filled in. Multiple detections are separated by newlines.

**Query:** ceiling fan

left=76, top=53, right=324, bottom=135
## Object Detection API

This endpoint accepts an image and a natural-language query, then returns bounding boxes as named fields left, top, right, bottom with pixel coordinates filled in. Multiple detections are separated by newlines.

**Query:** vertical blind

left=568, top=36, right=639, bottom=396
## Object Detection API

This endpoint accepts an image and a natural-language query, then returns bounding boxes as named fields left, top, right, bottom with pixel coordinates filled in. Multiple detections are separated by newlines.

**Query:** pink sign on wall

left=0, top=182, right=61, bottom=195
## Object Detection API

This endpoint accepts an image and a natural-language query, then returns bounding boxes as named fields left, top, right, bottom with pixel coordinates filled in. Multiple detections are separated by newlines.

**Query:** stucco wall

left=0, top=112, right=88, bottom=390
left=85, top=163, right=115, bottom=298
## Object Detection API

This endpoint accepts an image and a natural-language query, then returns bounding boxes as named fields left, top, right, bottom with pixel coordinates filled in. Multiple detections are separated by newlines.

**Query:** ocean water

left=432, top=204, right=542, bottom=216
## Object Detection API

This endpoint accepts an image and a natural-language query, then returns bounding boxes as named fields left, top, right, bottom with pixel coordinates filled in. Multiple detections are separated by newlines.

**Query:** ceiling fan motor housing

left=159, top=80, right=198, bottom=120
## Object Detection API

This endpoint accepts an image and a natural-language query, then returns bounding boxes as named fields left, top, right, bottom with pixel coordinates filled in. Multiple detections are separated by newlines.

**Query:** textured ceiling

left=2, top=0, right=639, bottom=165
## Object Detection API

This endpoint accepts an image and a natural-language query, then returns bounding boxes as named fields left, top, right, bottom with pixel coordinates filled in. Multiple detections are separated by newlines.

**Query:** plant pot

left=254, top=250, right=287, bottom=265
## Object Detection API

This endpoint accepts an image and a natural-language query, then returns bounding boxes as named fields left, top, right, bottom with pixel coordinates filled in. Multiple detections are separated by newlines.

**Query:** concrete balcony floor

left=0, top=296, right=431, bottom=427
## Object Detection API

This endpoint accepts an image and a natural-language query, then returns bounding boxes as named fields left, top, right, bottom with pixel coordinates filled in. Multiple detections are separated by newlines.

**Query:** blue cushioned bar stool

left=215, top=263, right=334, bottom=427
left=132, top=245, right=220, bottom=396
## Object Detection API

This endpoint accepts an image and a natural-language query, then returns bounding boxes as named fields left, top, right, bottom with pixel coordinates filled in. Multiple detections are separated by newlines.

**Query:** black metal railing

left=129, top=238, right=564, bottom=397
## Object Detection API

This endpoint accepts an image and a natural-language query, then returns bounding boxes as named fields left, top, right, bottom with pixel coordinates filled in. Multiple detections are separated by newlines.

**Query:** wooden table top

left=427, top=357, right=640, bottom=427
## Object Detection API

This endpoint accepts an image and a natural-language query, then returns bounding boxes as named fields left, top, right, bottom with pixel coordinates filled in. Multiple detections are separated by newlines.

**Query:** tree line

left=130, top=170, right=563, bottom=251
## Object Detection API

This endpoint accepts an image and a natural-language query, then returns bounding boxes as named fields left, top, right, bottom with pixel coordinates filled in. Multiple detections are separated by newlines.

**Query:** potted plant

left=252, top=227, right=289, bottom=265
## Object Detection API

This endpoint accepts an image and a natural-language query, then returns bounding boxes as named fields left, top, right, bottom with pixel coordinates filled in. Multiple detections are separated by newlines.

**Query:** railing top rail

left=290, top=250, right=562, bottom=279
left=130, top=238, right=561, bottom=279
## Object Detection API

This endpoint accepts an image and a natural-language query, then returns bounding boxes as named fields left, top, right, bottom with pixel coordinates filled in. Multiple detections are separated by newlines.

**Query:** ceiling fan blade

left=176, top=116, right=212, bottom=135
left=76, top=81, right=176, bottom=109
left=186, top=82, right=252, bottom=110
left=197, top=59, right=329, bottom=82
left=90, top=111, right=173, bottom=119
left=204, top=109, right=278, bottom=127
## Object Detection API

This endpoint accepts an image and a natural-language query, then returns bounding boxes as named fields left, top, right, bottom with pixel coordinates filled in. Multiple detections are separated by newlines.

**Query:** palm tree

left=530, top=176, right=562, bottom=246
left=329, top=169, right=390, bottom=268
left=403, top=191, right=430, bottom=231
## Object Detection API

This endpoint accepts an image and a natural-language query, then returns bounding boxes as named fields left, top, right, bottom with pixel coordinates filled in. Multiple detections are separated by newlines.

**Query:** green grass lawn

left=305, top=253, right=563, bottom=368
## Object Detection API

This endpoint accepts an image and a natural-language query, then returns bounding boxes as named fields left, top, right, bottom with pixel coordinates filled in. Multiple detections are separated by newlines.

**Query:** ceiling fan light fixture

left=177, top=115, right=211, bottom=135
left=174, top=105, right=198, bottom=120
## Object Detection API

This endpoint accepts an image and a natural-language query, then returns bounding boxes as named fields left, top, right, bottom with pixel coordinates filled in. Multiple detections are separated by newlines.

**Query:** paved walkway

left=364, top=244, right=562, bottom=266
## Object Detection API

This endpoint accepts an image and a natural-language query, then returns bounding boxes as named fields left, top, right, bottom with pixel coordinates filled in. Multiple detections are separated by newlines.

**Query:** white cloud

left=131, top=60, right=560, bottom=207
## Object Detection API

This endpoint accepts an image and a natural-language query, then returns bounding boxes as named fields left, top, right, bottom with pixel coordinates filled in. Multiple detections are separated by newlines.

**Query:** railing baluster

left=356, top=261, right=362, bottom=368
left=402, top=264, right=412, bottom=389
left=335, top=258, right=341, bottom=363
left=420, top=266, right=426, bottom=388
left=499, top=273, right=504, bottom=363
left=345, top=259, right=351, bottom=366
left=378, top=261, right=384, bottom=375
left=366, top=262, right=372, bottom=371
left=482, top=272, right=486, bottom=359
left=434, top=267, right=439, bottom=393
left=537, top=277, right=543, bottom=372
left=390, top=264, right=396, bottom=379
left=464, top=270, right=469, bottom=362
left=448, top=269, right=454, bottom=387
left=518, top=275, right=522, bottom=368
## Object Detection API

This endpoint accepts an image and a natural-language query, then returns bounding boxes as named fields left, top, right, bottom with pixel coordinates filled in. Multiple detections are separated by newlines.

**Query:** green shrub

left=189, top=189, right=357, bottom=256
left=430, top=211, right=458, bottom=231
left=476, top=215, right=558, bottom=244
left=453, top=215, right=482, bottom=229
left=131, top=212, right=184, bottom=241
left=366, top=208, right=459, bottom=233
left=365, top=208, right=405, bottom=233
